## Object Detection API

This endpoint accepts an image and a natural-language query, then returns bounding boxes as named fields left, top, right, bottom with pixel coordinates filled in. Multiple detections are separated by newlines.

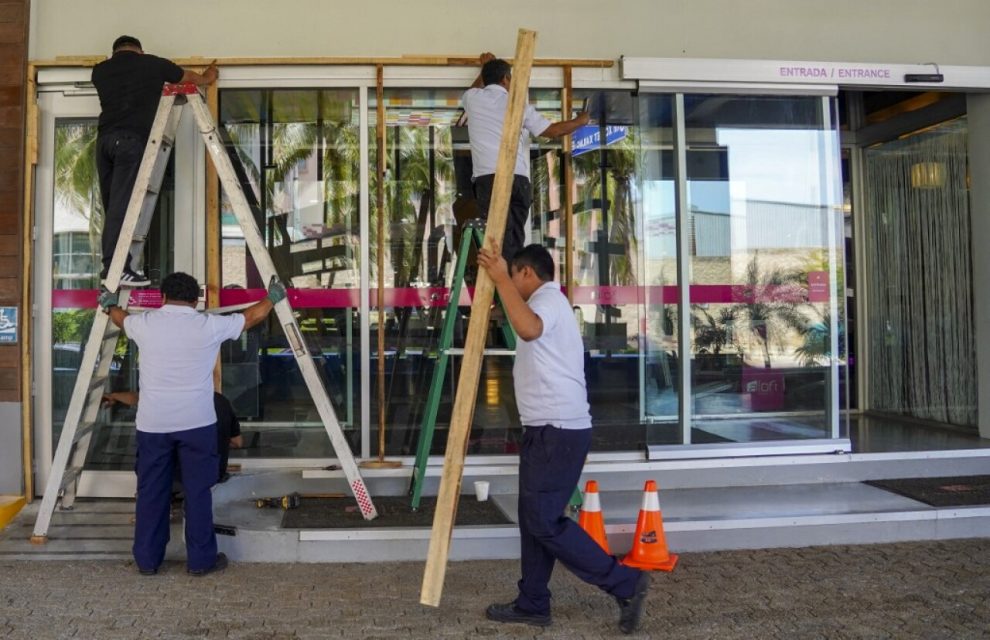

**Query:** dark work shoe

left=137, top=566, right=158, bottom=576
left=616, top=571, right=651, bottom=634
left=188, top=552, right=228, bottom=577
left=119, top=268, right=151, bottom=287
left=485, top=602, right=552, bottom=627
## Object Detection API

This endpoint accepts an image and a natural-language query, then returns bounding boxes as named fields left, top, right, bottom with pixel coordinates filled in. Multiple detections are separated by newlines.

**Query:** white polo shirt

left=462, top=84, right=552, bottom=179
left=124, top=305, right=245, bottom=433
left=513, top=281, right=591, bottom=430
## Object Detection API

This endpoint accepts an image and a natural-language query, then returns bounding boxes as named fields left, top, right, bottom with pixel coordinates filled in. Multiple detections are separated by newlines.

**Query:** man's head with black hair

left=112, top=35, right=143, bottom=53
left=482, top=59, right=512, bottom=88
left=160, top=272, right=199, bottom=305
left=510, top=244, right=555, bottom=283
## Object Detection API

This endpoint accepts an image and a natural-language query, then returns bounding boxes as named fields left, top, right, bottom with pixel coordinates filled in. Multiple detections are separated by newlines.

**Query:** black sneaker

left=616, top=571, right=651, bottom=634
left=119, top=268, right=151, bottom=287
left=485, top=602, right=551, bottom=628
left=188, top=552, right=228, bottom=577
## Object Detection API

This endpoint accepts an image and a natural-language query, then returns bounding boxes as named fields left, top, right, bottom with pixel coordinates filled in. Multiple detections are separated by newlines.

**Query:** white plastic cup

left=474, top=480, right=490, bottom=502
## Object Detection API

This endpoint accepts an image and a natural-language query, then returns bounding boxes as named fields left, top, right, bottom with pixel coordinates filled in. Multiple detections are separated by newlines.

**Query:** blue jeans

left=515, top=425, right=641, bottom=615
left=134, top=424, right=219, bottom=572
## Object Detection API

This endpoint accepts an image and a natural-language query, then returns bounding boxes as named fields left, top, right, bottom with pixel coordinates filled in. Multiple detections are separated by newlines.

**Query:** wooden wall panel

left=0, top=0, right=28, bottom=405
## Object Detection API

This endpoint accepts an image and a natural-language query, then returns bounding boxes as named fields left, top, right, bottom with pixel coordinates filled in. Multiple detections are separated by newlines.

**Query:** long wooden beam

left=420, top=28, right=537, bottom=608
left=20, top=64, right=37, bottom=501
left=562, top=66, right=575, bottom=303
left=33, top=55, right=608, bottom=69
left=205, top=83, right=223, bottom=389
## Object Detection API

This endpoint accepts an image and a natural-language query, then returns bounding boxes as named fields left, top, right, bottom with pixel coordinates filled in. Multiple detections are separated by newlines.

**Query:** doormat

left=865, top=476, right=990, bottom=507
left=281, top=495, right=513, bottom=529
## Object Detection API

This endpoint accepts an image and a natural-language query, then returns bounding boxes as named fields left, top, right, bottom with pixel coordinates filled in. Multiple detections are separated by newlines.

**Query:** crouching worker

left=104, top=390, right=244, bottom=484
left=99, top=272, right=284, bottom=576
left=477, top=244, right=650, bottom=634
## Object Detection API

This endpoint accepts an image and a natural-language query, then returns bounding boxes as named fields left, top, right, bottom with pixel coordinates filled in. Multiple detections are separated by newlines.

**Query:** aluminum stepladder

left=408, top=219, right=517, bottom=509
left=32, top=84, right=377, bottom=542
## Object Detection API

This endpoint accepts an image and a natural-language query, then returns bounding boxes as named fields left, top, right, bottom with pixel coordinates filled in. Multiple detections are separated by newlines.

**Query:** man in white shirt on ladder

left=462, top=52, right=590, bottom=261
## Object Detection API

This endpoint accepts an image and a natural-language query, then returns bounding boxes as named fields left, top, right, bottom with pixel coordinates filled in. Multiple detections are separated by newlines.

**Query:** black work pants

left=96, top=131, right=145, bottom=272
left=515, top=425, right=641, bottom=615
left=472, top=174, right=532, bottom=262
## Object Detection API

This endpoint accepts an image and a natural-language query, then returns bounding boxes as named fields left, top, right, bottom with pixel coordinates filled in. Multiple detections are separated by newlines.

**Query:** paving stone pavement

left=1, top=538, right=988, bottom=639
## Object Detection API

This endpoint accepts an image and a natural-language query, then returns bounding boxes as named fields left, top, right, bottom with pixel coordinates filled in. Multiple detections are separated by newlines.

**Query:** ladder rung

left=60, top=467, right=83, bottom=490
left=73, top=422, right=97, bottom=443
left=131, top=234, right=147, bottom=244
left=445, top=348, right=516, bottom=356
left=103, top=329, right=121, bottom=343
left=88, top=375, right=109, bottom=392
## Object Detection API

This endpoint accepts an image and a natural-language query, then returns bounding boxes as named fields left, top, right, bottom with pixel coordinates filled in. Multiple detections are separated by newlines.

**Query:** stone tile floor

left=1, top=538, right=988, bottom=639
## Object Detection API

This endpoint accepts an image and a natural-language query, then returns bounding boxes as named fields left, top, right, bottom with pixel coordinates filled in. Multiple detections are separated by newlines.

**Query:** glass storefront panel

left=219, top=88, right=362, bottom=459
left=52, top=119, right=174, bottom=470
left=370, top=87, right=597, bottom=456
left=569, top=90, right=660, bottom=450
left=634, top=94, right=681, bottom=444
left=683, top=94, right=840, bottom=442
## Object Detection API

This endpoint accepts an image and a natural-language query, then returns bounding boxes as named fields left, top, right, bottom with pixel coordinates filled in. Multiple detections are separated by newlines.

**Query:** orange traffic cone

left=622, top=480, right=678, bottom=571
left=577, top=480, right=611, bottom=554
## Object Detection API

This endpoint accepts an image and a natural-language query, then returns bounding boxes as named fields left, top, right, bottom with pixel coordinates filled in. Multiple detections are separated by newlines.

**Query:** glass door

left=217, top=88, right=365, bottom=462
left=681, top=94, right=843, bottom=446
left=34, top=88, right=188, bottom=496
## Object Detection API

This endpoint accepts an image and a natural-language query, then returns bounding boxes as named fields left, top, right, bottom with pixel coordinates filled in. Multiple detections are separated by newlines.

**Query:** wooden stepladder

left=32, top=84, right=377, bottom=543
left=408, top=219, right=516, bottom=510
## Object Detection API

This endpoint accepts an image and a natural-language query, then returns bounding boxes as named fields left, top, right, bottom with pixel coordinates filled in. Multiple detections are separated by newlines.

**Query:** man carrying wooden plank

left=477, top=243, right=650, bottom=634
left=462, top=52, right=589, bottom=261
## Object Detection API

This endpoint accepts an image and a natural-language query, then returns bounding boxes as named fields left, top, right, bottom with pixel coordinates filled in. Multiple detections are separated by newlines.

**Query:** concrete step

left=5, top=470, right=989, bottom=564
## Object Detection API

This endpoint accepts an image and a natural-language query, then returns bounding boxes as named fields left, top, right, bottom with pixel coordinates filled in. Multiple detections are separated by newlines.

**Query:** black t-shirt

left=214, top=392, right=241, bottom=442
left=92, top=51, right=184, bottom=137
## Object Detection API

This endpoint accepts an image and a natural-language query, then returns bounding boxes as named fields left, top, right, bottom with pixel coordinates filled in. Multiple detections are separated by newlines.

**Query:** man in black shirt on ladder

left=91, top=35, right=217, bottom=286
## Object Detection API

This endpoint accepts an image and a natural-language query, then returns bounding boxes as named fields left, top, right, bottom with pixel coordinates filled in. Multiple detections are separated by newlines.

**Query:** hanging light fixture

left=910, top=161, right=946, bottom=189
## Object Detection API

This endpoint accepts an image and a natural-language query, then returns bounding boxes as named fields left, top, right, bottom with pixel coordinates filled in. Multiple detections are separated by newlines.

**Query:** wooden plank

left=0, top=126, right=20, bottom=148
left=0, top=169, right=18, bottom=191
left=204, top=82, right=222, bottom=389
left=0, top=344, right=17, bottom=366
left=0, top=21, right=24, bottom=44
left=0, top=276, right=18, bottom=301
left=0, top=3, right=25, bottom=23
left=0, top=388, right=16, bottom=402
left=20, top=62, right=33, bottom=500
left=562, top=66, right=575, bottom=303
left=0, top=366, right=18, bottom=390
left=0, top=105, right=21, bottom=126
left=0, top=63, right=25, bottom=85
left=0, top=254, right=17, bottom=273
left=420, top=28, right=537, bottom=608
left=0, top=234, right=18, bottom=255
left=36, top=55, right=611, bottom=69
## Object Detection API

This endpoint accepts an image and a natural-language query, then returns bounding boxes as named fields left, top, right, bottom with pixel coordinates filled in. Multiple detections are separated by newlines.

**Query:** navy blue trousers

left=134, top=424, right=219, bottom=572
left=515, top=426, right=642, bottom=615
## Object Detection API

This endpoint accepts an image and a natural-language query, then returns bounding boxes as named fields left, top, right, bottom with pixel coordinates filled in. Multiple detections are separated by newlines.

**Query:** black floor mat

left=281, top=495, right=513, bottom=529
left=865, top=476, right=990, bottom=507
